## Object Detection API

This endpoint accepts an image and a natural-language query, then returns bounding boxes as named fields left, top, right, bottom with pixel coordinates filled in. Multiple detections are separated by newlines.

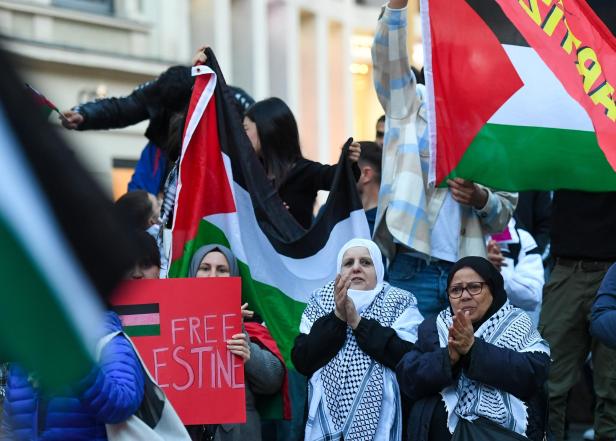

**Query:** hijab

left=446, top=256, right=507, bottom=330
left=336, top=238, right=385, bottom=314
left=188, top=244, right=240, bottom=278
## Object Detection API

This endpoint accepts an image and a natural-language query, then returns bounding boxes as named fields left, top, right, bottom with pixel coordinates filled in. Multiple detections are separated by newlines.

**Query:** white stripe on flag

left=489, top=44, right=594, bottom=132
left=0, top=104, right=104, bottom=353
left=206, top=153, right=371, bottom=303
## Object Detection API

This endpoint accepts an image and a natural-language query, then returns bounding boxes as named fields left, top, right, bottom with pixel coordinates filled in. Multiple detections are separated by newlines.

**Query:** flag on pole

left=422, top=0, right=616, bottom=191
left=168, top=50, right=370, bottom=371
left=0, top=48, right=138, bottom=390
left=24, top=83, right=67, bottom=122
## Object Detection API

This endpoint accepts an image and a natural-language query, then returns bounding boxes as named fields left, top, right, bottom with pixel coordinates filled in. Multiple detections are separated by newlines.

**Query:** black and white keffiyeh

left=301, top=280, right=420, bottom=441
left=436, top=301, right=550, bottom=436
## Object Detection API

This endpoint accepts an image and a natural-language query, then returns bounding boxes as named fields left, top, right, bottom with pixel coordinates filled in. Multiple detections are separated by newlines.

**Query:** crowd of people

left=1, top=0, right=616, bottom=440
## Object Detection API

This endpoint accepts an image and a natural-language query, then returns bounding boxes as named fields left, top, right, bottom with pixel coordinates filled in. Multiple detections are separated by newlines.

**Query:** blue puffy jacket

left=591, top=264, right=616, bottom=349
left=1, top=312, right=145, bottom=440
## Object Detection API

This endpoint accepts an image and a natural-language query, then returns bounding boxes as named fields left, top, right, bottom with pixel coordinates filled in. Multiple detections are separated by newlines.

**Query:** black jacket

left=74, top=66, right=254, bottom=157
left=396, top=316, right=550, bottom=441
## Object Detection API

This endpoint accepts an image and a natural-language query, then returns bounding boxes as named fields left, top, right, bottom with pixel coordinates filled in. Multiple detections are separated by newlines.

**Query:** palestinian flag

left=422, top=0, right=616, bottom=191
left=114, top=303, right=161, bottom=337
left=168, top=49, right=369, bottom=367
left=0, top=48, right=138, bottom=390
left=25, top=83, right=64, bottom=121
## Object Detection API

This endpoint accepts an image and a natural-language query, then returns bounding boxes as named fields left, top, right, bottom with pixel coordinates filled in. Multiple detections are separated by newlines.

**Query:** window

left=53, top=0, right=114, bottom=15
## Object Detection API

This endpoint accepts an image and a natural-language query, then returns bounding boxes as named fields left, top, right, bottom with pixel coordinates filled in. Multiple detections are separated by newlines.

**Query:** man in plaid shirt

left=371, top=0, right=517, bottom=317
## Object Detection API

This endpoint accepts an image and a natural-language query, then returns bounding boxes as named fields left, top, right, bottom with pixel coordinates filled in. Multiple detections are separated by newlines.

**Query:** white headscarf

left=336, top=238, right=385, bottom=314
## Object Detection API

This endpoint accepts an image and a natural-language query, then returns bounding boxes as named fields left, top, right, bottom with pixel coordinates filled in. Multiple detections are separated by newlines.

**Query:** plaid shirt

left=371, top=6, right=517, bottom=264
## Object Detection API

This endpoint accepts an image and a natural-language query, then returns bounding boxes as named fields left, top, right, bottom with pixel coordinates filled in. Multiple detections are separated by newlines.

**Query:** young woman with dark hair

left=243, top=97, right=361, bottom=229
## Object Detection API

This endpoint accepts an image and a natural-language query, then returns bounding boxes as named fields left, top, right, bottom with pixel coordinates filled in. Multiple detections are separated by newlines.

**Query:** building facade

left=1, top=0, right=420, bottom=197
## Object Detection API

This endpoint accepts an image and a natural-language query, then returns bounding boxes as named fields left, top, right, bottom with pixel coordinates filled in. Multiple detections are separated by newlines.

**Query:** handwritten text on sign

left=111, top=278, right=245, bottom=425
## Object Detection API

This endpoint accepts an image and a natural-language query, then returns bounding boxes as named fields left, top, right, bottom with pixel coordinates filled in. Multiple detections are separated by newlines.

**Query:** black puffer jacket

left=74, top=66, right=254, bottom=155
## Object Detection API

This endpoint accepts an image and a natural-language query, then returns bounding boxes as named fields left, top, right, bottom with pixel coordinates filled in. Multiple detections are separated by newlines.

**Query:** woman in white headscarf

left=292, top=238, right=424, bottom=441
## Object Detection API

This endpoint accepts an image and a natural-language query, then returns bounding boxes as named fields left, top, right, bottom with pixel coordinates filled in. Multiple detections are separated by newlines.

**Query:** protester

left=514, top=191, right=552, bottom=262
left=61, top=64, right=254, bottom=195
left=187, top=244, right=285, bottom=441
left=125, top=230, right=161, bottom=280
left=0, top=312, right=146, bottom=440
left=371, top=0, right=517, bottom=318
left=397, top=256, right=550, bottom=441
left=591, top=264, right=616, bottom=349
left=243, top=97, right=361, bottom=229
left=539, top=190, right=616, bottom=441
left=115, top=190, right=160, bottom=231
left=487, top=218, right=544, bottom=326
left=292, top=238, right=423, bottom=440
left=357, top=141, right=382, bottom=236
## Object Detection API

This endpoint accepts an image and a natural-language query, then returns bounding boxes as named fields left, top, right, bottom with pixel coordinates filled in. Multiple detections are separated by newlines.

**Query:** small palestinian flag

left=24, top=83, right=65, bottom=121
left=114, top=303, right=161, bottom=337
left=422, top=0, right=616, bottom=191
left=168, top=50, right=370, bottom=366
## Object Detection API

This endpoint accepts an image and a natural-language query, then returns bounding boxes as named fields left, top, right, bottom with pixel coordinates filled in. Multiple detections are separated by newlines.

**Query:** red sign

left=111, top=278, right=245, bottom=425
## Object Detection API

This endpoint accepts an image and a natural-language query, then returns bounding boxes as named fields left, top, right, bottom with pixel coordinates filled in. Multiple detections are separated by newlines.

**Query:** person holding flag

left=371, top=0, right=517, bottom=318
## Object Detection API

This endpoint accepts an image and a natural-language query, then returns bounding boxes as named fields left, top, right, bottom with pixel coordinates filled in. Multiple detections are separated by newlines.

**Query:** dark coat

left=278, top=159, right=360, bottom=230
left=396, top=316, right=550, bottom=441
left=591, top=263, right=616, bottom=349
left=1, top=313, right=145, bottom=441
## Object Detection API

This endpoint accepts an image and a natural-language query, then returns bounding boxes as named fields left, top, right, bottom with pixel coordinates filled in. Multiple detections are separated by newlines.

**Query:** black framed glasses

left=448, top=282, right=486, bottom=299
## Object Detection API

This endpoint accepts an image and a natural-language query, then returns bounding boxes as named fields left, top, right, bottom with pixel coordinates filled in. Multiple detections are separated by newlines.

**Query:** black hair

left=244, top=97, right=303, bottom=189
left=377, top=115, right=385, bottom=125
left=358, top=141, right=382, bottom=181
left=115, top=190, right=154, bottom=230
left=157, top=65, right=194, bottom=112
left=133, top=229, right=161, bottom=269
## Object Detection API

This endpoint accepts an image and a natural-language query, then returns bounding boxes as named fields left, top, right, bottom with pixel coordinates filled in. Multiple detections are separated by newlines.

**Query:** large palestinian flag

left=0, top=49, right=139, bottom=390
left=422, top=0, right=616, bottom=191
left=168, top=50, right=369, bottom=367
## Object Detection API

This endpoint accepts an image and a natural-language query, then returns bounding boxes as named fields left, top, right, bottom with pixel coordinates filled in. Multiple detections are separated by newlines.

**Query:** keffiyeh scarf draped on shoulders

left=300, top=281, right=421, bottom=441
left=436, top=301, right=550, bottom=436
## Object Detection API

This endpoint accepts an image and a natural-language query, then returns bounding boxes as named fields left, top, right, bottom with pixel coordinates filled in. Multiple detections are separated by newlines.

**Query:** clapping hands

left=334, top=273, right=361, bottom=329
left=447, top=310, right=475, bottom=365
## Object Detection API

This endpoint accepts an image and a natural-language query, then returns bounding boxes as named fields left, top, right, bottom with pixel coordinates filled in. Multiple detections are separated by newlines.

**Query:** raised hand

left=450, top=310, right=475, bottom=355
left=60, top=110, right=83, bottom=129
left=347, top=142, right=361, bottom=163
left=334, top=273, right=351, bottom=322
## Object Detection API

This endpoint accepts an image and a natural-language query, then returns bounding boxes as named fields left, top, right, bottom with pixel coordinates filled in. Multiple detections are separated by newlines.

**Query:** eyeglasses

left=448, top=282, right=486, bottom=299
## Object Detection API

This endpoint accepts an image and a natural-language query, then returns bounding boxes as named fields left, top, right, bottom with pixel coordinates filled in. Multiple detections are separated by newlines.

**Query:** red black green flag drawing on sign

left=114, top=303, right=161, bottom=337
left=422, top=0, right=616, bottom=191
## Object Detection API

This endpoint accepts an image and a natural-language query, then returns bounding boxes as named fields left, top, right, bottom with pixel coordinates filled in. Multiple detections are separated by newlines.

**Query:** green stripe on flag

left=169, top=220, right=306, bottom=368
left=124, top=324, right=160, bottom=337
left=0, top=214, right=92, bottom=389
left=445, top=124, right=616, bottom=191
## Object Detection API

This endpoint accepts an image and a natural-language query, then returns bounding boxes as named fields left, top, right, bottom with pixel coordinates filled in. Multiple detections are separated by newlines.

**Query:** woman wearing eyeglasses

left=396, top=256, right=551, bottom=441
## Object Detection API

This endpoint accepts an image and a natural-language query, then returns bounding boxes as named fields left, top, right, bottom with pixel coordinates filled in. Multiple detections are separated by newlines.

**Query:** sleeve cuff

left=382, top=4, right=408, bottom=24
left=473, top=184, right=496, bottom=218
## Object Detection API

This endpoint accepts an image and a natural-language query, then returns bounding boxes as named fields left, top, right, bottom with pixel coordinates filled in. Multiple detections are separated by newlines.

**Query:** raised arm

left=372, top=1, right=419, bottom=119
